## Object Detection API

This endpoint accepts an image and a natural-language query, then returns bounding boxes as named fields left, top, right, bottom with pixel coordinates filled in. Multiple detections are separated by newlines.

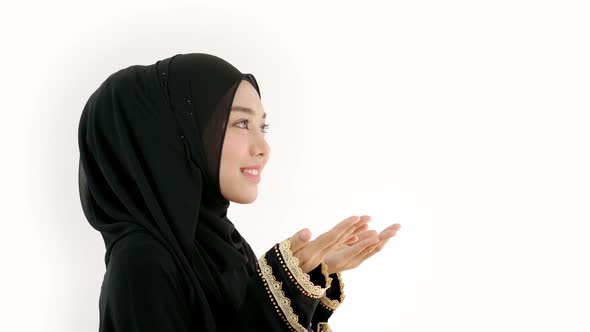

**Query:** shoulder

left=108, top=232, right=178, bottom=280
left=101, top=232, right=195, bottom=330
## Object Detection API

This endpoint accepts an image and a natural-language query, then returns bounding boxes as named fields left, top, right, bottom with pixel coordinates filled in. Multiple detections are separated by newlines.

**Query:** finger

left=380, top=226, right=397, bottom=239
left=310, top=215, right=361, bottom=250
left=342, top=220, right=370, bottom=246
left=344, top=234, right=359, bottom=245
left=339, top=215, right=372, bottom=244
left=389, top=223, right=401, bottom=232
left=355, top=228, right=378, bottom=242
left=350, top=240, right=382, bottom=265
left=341, top=230, right=379, bottom=256
left=322, top=215, right=372, bottom=253
left=356, top=223, right=370, bottom=233
left=353, top=221, right=398, bottom=245
left=347, top=224, right=401, bottom=267
left=382, top=224, right=400, bottom=239
left=352, top=220, right=370, bottom=236
left=358, top=215, right=371, bottom=224
left=371, top=226, right=397, bottom=248
left=289, top=228, right=312, bottom=253
left=296, top=216, right=360, bottom=262
left=356, top=231, right=395, bottom=262
left=363, top=238, right=388, bottom=259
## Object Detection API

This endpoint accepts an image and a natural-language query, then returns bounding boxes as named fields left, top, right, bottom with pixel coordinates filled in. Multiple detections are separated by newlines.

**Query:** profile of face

left=219, top=80, right=271, bottom=204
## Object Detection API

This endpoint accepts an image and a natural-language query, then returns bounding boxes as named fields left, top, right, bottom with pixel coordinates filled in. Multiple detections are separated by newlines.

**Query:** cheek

left=221, top=133, right=248, bottom=173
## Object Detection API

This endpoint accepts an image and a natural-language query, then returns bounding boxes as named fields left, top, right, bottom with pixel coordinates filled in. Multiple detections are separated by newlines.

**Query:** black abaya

left=78, top=53, right=345, bottom=332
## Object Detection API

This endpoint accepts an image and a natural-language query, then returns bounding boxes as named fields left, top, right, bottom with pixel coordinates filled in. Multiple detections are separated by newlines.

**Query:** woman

left=78, top=53, right=401, bottom=332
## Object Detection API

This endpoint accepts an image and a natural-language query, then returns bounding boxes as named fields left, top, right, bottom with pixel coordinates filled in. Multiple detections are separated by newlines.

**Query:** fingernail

left=299, top=230, right=309, bottom=241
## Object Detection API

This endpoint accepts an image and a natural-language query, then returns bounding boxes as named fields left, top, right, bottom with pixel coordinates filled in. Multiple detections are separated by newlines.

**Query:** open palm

left=324, top=215, right=401, bottom=274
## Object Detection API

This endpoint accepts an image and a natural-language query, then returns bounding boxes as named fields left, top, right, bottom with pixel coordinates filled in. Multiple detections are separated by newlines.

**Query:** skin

left=219, top=80, right=271, bottom=204
left=321, top=215, right=402, bottom=274
left=290, top=216, right=401, bottom=274
left=219, top=79, right=401, bottom=274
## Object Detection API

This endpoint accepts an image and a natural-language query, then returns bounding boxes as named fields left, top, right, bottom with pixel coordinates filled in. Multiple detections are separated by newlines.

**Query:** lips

left=240, top=166, right=262, bottom=183
left=241, top=167, right=261, bottom=183
left=240, top=165, right=262, bottom=174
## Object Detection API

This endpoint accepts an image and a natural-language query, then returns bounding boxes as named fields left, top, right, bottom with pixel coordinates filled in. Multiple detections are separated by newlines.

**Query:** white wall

left=1, top=1, right=589, bottom=331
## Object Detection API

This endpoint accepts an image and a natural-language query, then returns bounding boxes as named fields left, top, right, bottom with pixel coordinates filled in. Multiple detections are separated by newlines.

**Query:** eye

left=235, top=119, right=270, bottom=135
left=235, top=119, right=249, bottom=129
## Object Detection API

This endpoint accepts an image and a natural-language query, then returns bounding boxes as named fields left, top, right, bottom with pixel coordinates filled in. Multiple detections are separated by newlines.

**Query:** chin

left=232, top=196, right=257, bottom=204
left=226, top=191, right=258, bottom=204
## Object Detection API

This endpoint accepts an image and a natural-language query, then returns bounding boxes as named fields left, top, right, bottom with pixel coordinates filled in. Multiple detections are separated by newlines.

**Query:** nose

left=252, top=133, right=270, bottom=159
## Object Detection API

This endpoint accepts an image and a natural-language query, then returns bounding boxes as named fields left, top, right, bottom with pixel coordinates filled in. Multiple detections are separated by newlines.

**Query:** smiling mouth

left=241, top=168, right=260, bottom=176
left=240, top=168, right=261, bottom=183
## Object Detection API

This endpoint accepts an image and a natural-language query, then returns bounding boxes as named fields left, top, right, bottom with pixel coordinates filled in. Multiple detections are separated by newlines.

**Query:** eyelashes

left=235, top=119, right=270, bottom=134
left=261, top=123, right=270, bottom=134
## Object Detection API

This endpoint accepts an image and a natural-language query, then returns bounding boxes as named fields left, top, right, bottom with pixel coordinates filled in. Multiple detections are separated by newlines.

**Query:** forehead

left=230, top=106, right=267, bottom=119
left=230, top=80, right=266, bottom=118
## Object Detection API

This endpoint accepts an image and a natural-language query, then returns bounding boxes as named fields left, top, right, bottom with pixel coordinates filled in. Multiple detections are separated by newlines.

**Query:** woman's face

left=219, top=80, right=271, bottom=204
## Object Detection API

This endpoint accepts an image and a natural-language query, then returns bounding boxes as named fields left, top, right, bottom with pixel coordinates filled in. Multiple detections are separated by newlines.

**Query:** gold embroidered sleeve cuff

left=278, top=239, right=331, bottom=298
left=317, top=322, right=333, bottom=332
left=257, top=256, right=309, bottom=332
left=319, top=272, right=345, bottom=311
left=310, top=271, right=345, bottom=330
left=256, top=241, right=328, bottom=332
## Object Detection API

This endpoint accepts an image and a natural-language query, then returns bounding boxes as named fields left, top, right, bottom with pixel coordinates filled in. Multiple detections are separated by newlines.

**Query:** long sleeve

left=99, top=235, right=337, bottom=331
left=231, top=238, right=333, bottom=331
left=310, top=272, right=346, bottom=332
left=99, top=238, right=332, bottom=332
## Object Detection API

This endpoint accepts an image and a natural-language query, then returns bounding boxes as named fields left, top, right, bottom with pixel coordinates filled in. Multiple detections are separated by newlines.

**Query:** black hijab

left=78, top=53, right=261, bottom=330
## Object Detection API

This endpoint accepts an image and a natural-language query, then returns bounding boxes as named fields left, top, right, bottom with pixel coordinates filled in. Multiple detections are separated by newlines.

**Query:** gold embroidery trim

left=319, top=272, right=346, bottom=311
left=258, top=256, right=308, bottom=332
left=320, top=261, right=333, bottom=290
left=317, top=322, right=333, bottom=332
left=278, top=239, right=331, bottom=298
left=256, top=265, right=291, bottom=329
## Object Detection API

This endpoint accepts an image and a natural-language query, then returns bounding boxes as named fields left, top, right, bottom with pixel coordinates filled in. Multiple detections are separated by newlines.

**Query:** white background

left=1, top=1, right=589, bottom=331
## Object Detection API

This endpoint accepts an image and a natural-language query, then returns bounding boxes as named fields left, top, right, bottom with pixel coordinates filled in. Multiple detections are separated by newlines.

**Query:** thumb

left=289, top=228, right=311, bottom=253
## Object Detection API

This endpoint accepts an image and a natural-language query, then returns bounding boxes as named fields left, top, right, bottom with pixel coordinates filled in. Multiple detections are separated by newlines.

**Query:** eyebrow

left=231, top=106, right=267, bottom=120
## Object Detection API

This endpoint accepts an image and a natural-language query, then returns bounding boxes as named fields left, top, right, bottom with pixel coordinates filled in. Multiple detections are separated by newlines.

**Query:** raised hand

left=323, top=216, right=401, bottom=274
left=287, top=216, right=371, bottom=273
